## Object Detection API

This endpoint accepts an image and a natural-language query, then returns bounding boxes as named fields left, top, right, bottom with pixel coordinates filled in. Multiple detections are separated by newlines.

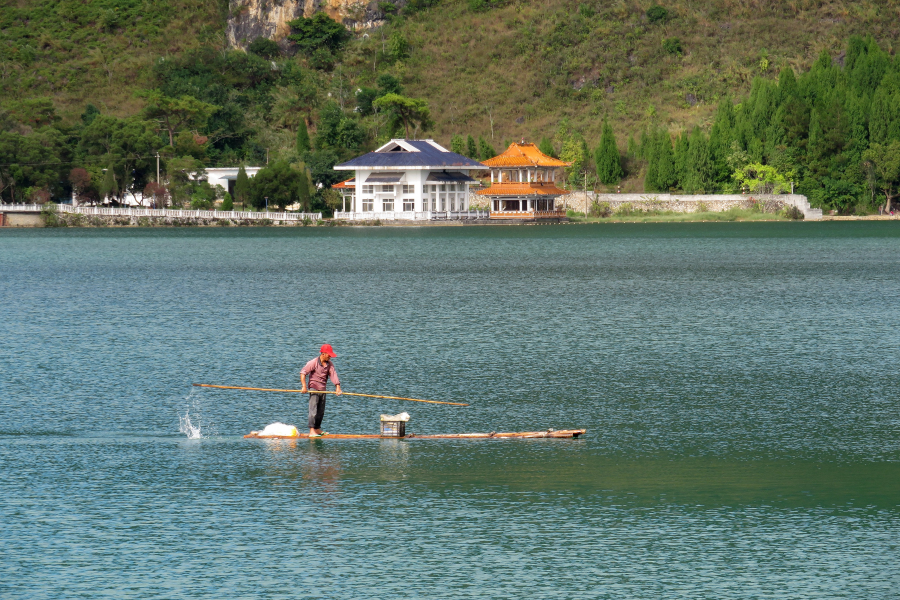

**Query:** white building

left=205, top=167, right=262, bottom=198
left=333, top=139, right=485, bottom=220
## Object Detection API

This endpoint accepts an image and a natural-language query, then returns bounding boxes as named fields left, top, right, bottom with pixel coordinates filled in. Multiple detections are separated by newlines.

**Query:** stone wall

left=555, top=193, right=822, bottom=219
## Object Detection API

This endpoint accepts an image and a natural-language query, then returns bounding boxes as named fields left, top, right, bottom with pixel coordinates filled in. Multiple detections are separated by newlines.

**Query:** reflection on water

left=1, top=225, right=899, bottom=597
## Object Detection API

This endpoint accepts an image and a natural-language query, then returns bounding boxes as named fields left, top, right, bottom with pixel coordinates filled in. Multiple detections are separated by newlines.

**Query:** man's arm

left=300, top=372, right=308, bottom=393
left=331, top=365, right=342, bottom=396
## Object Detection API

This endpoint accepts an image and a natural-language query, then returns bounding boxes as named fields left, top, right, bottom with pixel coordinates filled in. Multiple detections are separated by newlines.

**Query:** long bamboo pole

left=192, top=383, right=469, bottom=406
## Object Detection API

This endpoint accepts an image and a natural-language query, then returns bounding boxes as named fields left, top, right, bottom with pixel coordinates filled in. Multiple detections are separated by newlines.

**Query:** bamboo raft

left=244, top=429, right=586, bottom=440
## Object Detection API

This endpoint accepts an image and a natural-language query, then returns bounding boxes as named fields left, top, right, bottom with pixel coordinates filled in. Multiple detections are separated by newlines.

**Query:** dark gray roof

left=426, top=171, right=478, bottom=183
left=335, top=140, right=484, bottom=170
left=364, top=172, right=404, bottom=183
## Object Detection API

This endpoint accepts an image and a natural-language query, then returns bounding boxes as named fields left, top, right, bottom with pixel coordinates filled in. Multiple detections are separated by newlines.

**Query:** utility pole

left=156, top=152, right=160, bottom=183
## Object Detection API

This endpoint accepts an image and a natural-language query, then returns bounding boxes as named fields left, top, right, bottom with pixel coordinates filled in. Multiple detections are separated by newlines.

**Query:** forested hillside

left=2, top=0, right=900, bottom=213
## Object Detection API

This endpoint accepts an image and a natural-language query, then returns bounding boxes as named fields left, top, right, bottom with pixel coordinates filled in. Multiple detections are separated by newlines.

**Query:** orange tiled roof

left=475, top=182, right=568, bottom=196
left=481, top=143, right=571, bottom=168
left=332, top=178, right=355, bottom=189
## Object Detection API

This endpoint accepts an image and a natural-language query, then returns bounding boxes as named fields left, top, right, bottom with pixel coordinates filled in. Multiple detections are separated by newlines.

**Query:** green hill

left=2, top=0, right=900, bottom=213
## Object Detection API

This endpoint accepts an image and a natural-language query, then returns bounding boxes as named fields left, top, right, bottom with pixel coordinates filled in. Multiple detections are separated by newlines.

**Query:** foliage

left=595, top=121, right=623, bottom=185
left=733, top=163, right=793, bottom=195
left=249, top=160, right=310, bottom=210
left=287, top=13, right=351, bottom=56
left=450, top=135, right=465, bottom=154
left=662, top=38, right=683, bottom=57
left=234, top=166, right=250, bottom=208
left=646, top=5, right=669, bottom=24
left=478, top=136, right=496, bottom=161
left=221, top=192, right=233, bottom=211
left=372, top=94, right=433, bottom=138
left=248, top=37, right=280, bottom=59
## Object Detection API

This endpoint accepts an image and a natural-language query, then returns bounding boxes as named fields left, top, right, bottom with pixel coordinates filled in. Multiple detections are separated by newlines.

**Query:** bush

left=614, top=202, right=642, bottom=216
left=221, top=192, right=234, bottom=211
left=247, top=37, right=280, bottom=59
left=646, top=5, right=669, bottom=24
left=782, top=205, right=805, bottom=220
left=589, top=201, right=612, bottom=217
left=662, top=37, right=683, bottom=56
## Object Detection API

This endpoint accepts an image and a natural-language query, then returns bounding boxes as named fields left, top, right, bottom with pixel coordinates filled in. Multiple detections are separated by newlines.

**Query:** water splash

left=179, top=388, right=214, bottom=439
left=179, top=410, right=203, bottom=439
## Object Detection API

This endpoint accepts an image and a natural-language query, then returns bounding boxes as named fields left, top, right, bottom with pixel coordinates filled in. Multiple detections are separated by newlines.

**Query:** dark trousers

left=308, top=393, right=326, bottom=429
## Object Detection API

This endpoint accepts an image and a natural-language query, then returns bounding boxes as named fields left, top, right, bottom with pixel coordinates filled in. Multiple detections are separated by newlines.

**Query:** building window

left=380, top=185, right=394, bottom=193
left=439, top=184, right=447, bottom=192
left=402, top=184, right=414, bottom=194
left=362, top=185, right=374, bottom=194
left=403, top=199, right=414, bottom=211
left=383, top=199, right=394, bottom=211
left=362, top=199, right=374, bottom=211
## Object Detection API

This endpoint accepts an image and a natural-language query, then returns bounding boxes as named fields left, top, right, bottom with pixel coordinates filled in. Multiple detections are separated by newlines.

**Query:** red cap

left=320, top=344, right=337, bottom=358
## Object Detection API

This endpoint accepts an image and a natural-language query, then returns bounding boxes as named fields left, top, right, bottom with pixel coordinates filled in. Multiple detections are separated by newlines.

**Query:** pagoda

left=475, top=142, right=571, bottom=220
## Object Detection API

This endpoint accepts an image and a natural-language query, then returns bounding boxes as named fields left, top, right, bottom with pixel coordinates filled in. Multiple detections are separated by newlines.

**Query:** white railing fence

left=334, top=210, right=490, bottom=221
left=0, top=204, right=321, bottom=221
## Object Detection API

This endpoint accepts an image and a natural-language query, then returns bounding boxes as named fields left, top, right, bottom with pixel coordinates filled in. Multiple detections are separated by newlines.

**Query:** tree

left=221, top=192, right=234, bottom=211
left=288, top=13, right=351, bottom=55
left=450, top=135, right=465, bottom=155
left=732, top=163, right=794, bottom=195
left=234, top=165, right=251, bottom=209
left=862, top=141, right=900, bottom=212
left=372, top=94, right=433, bottom=138
left=478, top=136, right=496, bottom=161
left=143, top=182, right=169, bottom=208
left=248, top=37, right=280, bottom=59
left=297, top=122, right=311, bottom=153
left=249, top=160, right=308, bottom=210
left=69, top=168, right=98, bottom=206
left=538, top=137, right=556, bottom=158
left=466, top=135, right=478, bottom=159
left=99, top=165, right=118, bottom=202
left=595, top=121, right=623, bottom=185
left=139, top=90, right=219, bottom=147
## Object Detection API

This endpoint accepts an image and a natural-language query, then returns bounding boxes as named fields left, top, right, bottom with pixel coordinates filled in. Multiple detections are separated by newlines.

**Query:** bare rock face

left=227, top=0, right=402, bottom=49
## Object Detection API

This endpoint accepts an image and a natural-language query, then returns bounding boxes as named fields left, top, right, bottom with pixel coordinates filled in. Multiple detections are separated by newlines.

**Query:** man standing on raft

left=300, top=344, right=342, bottom=437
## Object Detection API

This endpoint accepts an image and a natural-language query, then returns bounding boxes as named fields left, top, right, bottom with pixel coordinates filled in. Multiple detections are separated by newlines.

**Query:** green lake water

left=1, top=223, right=898, bottom=598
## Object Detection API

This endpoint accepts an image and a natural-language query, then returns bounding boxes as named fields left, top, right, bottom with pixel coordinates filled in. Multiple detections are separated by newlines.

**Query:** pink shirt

left=300, top=357, right=340, bottom=391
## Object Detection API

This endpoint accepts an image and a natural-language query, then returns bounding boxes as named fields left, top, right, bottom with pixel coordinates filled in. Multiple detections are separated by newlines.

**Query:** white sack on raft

left=258, top=422, right=300, bottom=437
left=380, top=412, right=410, bottom=422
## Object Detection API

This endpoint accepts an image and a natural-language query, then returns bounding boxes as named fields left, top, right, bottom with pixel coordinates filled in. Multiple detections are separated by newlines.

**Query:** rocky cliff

left=227, top=0, right=400, bottom=49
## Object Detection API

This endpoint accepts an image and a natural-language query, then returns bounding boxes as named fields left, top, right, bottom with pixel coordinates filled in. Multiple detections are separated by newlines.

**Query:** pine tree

left=221, top=192, right=234, bottom=211
left=234, top=165, right=250, bottom=209
left=450, top=134, right=465, bottom=155
left=683, top=127, right=712, bottom=193
left=538, top=137, right=556, bottom=158
left=478, top=137, right=496, bottom=161
left=595, top=121, right=623, bottom=185
left=656, top=131, right=676, bottom=191
left=644, top=133, right=659, bottom=191
left=296, top=122, right=311, bottom=154
left=99, top=164, right=118, bottom=202
left=673, top=131, right=689, bottom=189
left=466, top=135, right=478, bottom=159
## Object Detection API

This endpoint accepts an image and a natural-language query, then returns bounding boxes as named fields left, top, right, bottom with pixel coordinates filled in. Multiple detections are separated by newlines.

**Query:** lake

left=1, top=223, right=898, bottom=598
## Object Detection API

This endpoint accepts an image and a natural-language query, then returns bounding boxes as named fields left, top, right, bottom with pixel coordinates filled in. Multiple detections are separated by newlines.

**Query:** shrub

left=590, top=201, right=612, bottom=217
left=646, top=5, right=669, bottom=24
left=247, top=37, right=280, bottom=59
left=221, top=192, right=234, bottom=211
left=662, top=37, right=683, bottom=56
left=782, top=205, right=804, bottom=220
left=614, top=202, right=641, bottom=216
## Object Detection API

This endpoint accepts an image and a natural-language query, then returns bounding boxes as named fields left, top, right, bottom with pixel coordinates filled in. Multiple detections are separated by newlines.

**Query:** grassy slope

left=3, top=0, right=900, bottom=155
left=400, top=0, right=900, bottom=146
left=0, top=0, right=225, bottom=120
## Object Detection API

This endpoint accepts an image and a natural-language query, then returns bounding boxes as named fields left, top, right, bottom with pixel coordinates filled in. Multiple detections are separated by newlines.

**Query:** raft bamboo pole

left=192, top=383, right=469, bottom=406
